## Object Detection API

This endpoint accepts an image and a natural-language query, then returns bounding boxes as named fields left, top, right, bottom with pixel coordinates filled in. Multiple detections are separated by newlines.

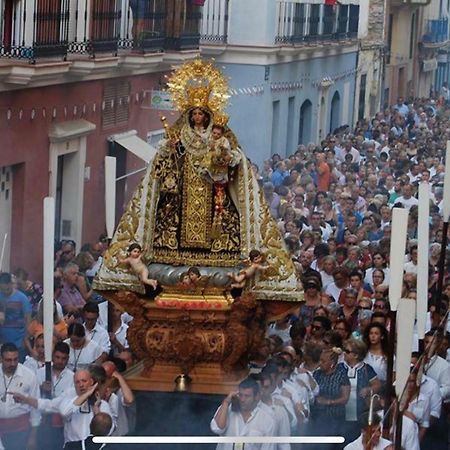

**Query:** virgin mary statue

left=93, top=60, right=300, bottom=301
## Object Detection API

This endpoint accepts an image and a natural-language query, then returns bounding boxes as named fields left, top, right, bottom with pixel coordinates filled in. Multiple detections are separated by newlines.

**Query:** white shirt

left=407, top=391, right=431, bottom=428
left=109, top=390, right=131, bottom=436
left=419, top=374, right=442, bottom=418
left=259, top=402, right=290, bottom=450
left=364, top=267, right=390, bottom=287
left=292, top=365, right=319, bottom=399
left=364, top=352, right=387, bottom=381
left=344, top=434, right=391, bottom=450
left=84, top=322, right=111, bottom=354
left=0, top=363, right=41, bottom=426
left=86, top=256, right=102, bottom=278
left=64, top=339, right=104, bottom=371
left=36, top=365, right=74, bottom=399
left=37, top=387, right=113, bottom=444
left=267, top=324, right=291, bottom=345
left=403, top=261, right=418, bottom=274
left=400, top=415, right=420, bottom=450
left=325, top=282, right=343, bottom=303
left=424, top=355, right=450, bottom=401
left=272, top=386, right=297, bottom=430
left=112, top=322, right=129, bottom=355
left=395, top=196, right=419, bottom=210
left=210, top=403, right=276, bottom=450
left=337, top=147, right=361, bottom=164
left=23, top=356, right=45, bottom=374
left=320, top=271, right=334, bottom=290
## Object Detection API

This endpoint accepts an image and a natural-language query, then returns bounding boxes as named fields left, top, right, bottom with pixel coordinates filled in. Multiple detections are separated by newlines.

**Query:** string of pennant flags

left=1, top=67, right=362, bottom=121
left=0, top=90, right=150, bottom=122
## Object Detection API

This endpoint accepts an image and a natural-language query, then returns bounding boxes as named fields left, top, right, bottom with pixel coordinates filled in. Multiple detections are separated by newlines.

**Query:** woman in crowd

left=334, top=318, right=352, bottom=341
left=364, top=252, right=390, bottom=288
left=341, top=288, right=359, bottom=331
left=73, top=251, right=95, bottom=301
left=341, top=338, right=381, bottom=443
left=296, top=277, right=329, bottom=327
left=363, top=323, right=389, bottom=381
left=109, top=305, right=130, bottom=357
left=371, top=269, right=386, bottom=295
left=64, top=322, right=105, bottom=371
left=312, top=347, right=350, bottom=449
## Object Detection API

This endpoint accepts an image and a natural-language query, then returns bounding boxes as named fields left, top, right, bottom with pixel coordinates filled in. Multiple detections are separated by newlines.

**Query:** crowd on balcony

left=0, top=95, right=450, bottom=449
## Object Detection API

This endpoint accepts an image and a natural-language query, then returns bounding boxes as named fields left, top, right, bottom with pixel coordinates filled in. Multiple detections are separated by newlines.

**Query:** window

left=102, top=80, right=130, bottom=128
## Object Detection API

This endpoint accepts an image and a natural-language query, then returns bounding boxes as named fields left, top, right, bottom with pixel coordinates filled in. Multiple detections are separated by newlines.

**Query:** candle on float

left=105, top=156, right=117, bottom=240
left=43, top=197, right=55, bottom=364
left=388, top=207, right=409, bottom=311
left=416, top=183, right=429, bottom=339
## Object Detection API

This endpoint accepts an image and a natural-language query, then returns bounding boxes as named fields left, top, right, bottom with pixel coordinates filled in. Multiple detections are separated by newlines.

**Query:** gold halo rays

left=166, top=59, right=230, bottom=116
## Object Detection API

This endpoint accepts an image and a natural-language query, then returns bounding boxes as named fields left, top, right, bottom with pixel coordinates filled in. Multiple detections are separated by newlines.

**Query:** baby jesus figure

left=202, top=124, right=233, bottom=184
left=119, top=243, right=158, bottom=290
left=228, top=249, right=270, bottom=289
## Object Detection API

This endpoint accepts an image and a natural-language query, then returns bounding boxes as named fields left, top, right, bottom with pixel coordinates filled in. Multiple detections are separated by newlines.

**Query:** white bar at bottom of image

left=94, top=436, right=345, bottom=444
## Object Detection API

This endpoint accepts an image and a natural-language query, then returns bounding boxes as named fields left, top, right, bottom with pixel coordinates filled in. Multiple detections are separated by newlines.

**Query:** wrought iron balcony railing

left=200, top=0, right=229, bottom=44
left=0, top=0, right=201, bottom=62
left=275, top=1, right=359, bottom=45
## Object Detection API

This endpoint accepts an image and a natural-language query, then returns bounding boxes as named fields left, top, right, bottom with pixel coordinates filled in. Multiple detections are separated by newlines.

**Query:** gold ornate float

left=93, top=60, right=303, bottom=393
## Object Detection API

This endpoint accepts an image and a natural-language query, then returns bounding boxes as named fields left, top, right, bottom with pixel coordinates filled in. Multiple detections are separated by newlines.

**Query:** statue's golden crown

left=214, top=113, right=229, bottom=127
left=166, top=59, right=230, bottom=116
left=186, top=86, right=211, bottom=109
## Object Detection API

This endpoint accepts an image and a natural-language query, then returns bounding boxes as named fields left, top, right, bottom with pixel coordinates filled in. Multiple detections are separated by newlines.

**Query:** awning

left=109, top=130, right=157, bottom=164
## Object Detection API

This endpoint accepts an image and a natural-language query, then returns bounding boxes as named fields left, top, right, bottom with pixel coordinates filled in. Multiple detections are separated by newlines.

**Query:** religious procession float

left=93, top=60, right=303, bottom=393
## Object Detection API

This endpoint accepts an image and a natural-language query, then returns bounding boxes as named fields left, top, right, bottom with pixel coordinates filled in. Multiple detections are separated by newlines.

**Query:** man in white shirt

left=423, top=331, right=450, bottom=402
left=0, top=342, right=40, bottom=450
left=36, top=341, right=74, bottom=450
left=14, top=368, right=113, bottom=447
left=258, top=371, right=291, bottom=450
left=411, top=352, right=442, bottom=421
left=395, top=184, right=419, bottom=210
left=344, top=413, right=392, bottom=450
left=211, top=377, right=276, bottom=450
left=83, top=302, right=111, bottom=354
left=337, top=140, right=361, bottom=164
left=403, top=245, right=418, bottom=275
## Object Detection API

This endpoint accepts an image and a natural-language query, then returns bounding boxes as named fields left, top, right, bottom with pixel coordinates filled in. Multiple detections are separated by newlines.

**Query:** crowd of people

left=0, top=237, right=136, bottom=450
left=211, top=96, right=450, bottom=449
left=0, top=96, right=450, bottom=450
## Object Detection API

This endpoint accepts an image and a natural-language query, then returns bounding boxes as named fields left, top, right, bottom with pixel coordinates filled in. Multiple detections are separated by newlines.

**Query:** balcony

left=275, top=2, right=359, bottom=45
left=0, top=0, right=201, bottom=63
left=422, top=19, right=449, bottom=47
left=200, top=0, right=229, bottom=45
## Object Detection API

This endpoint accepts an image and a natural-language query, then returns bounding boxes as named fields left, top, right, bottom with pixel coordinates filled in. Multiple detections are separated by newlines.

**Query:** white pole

left=43, top=197, right=55, bottom=364
left=105, top=156, right=117, bottom=240
left=416, top=183, right=429, bottom=339
left=395, top=298, right=416, bottom=399
left=0, top=233, right=7, bottom=271
left=388, top=207, right=409, bottom=311
left=443, top=142, right=450, bottom=222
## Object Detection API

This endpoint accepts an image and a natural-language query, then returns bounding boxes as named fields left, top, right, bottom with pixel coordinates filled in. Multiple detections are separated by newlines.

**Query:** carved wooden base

left=126, top=362, right=247, bottom=394
left=100, top=289, right=298, bottom=394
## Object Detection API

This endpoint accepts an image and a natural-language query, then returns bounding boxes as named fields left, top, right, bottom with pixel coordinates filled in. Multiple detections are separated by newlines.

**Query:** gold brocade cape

left=93, top=113, right=301, bottom=301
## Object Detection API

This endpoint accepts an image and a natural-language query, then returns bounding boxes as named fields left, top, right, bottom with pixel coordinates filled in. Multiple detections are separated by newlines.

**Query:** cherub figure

left=178, top=271, right=192, bottom=288
left=119, top=243, right=158, bottom=289
left=228, top=250, right=269, bottom=289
